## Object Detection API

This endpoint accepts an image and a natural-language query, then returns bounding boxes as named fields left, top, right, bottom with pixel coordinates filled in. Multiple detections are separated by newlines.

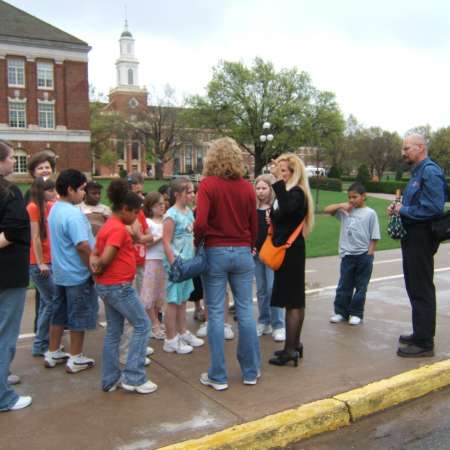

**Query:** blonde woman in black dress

left=268, top=153, right=314, bottom=366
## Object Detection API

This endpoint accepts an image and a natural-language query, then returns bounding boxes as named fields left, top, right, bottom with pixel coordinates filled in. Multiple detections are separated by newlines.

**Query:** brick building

left=0, top=0, right=91, bottom=178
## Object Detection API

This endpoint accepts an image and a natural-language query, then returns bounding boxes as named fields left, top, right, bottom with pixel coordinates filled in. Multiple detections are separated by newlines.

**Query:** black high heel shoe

left=268, top=350, right=299, bottom=367
left=274, top=343, right=303, bottom=359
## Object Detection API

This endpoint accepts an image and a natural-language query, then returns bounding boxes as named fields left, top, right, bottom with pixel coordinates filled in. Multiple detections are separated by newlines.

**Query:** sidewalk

left=4, top=244, right=450, bottom=450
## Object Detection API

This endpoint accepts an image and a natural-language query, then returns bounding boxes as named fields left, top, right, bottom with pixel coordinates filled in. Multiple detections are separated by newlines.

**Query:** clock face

left=128, top=98, right=139, bottom=109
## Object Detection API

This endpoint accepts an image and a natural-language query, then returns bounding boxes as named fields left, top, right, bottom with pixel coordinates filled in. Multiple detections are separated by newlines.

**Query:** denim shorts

left=52, top=277, right=98, bottom=331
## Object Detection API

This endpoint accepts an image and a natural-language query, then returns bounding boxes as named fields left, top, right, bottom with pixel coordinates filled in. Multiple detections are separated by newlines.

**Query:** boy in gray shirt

left=324, top=182, right=381, bottom=325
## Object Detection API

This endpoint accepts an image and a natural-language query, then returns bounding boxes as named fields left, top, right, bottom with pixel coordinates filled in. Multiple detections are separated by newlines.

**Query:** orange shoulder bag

left=259, top=220, right=305, bottom=271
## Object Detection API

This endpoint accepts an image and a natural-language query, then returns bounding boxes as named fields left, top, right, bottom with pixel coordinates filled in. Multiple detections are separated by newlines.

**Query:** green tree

left=90, top=101, right=128, bottom=168
left=188, top=58, right=342, bottom=175
left=132, top=86, right=195, bottom=179
left=99, top=149, right=117, bottom=176
left=429, top=127, right=450, bottom=174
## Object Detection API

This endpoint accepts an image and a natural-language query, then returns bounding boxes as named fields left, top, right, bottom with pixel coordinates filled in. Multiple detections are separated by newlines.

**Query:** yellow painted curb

left=335, top=359, right=450, bottom=421
left=157, top=398, right=350, bottom=450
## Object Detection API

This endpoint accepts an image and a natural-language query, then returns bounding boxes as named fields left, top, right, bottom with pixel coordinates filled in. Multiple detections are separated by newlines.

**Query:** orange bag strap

left=267, top=220, right=305, bottom=247
left=285, top=220, right=305, bottom=248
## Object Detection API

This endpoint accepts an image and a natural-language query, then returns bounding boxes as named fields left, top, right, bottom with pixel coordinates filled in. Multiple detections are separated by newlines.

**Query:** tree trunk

left=254, top=146, right=264, bottom=177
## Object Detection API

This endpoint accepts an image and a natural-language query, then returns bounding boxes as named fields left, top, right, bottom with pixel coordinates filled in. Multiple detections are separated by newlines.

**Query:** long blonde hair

left=254, top=174, right=276, bottom=208
left=276, top=153, right=315, bottom=236
left=203, top=137, right=245, bottom=179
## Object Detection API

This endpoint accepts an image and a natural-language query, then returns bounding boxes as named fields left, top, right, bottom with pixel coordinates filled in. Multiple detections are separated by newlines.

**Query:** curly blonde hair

left=276, top=152, right=315, bottom=236
left=203, top=137, right=245, bottom=179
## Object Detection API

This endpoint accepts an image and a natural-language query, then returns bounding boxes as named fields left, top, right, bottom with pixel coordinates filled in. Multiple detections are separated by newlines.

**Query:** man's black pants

left=401, top=222, right=439, bottom=349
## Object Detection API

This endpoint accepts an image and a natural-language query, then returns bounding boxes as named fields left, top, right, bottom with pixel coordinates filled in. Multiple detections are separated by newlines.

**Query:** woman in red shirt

left=27, top=177, right=57, bottom=358
left=194, top=137, right=260, bottom=391
left=91, top=179, right=156, bottom=395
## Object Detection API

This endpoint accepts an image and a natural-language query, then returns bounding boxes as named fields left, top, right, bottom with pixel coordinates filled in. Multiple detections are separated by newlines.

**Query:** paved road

left=4, top=244, right=450, bottom=450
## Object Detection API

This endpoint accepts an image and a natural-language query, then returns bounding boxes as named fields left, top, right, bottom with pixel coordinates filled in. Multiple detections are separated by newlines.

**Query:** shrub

left=365, top=180, right=409, bottom=194
left=309, top=176, right=342, bottom=192
left=356, top=164, right=370, bottom=185
left=327, top=166, right=341, bottom=179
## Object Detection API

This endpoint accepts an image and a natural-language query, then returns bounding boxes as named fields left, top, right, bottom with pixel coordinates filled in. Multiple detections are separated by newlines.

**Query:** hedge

left=309, top=176, right=342, bottom=192
left=364, top=180, right=409, bottom=194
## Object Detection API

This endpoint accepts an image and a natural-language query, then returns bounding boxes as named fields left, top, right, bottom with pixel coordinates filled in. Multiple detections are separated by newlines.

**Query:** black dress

left=270, top=180, right=307, bottom=309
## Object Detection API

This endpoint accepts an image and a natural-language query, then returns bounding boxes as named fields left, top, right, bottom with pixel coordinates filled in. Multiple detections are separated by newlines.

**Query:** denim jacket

left=400, top=157, right=446, bottom=224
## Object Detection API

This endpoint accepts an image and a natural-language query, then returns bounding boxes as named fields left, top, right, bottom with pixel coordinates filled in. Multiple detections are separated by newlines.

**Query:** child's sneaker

left=272, top=328, right=286, bottom=342
left=7, top=374, right=21, bottom=385
left=10, top=396, right=32, bottom=410
left=44, top=349, right=69, bottom=368
left=121, top=380, right=158, bottom=394
left=256, top=323, right=272, bottom=336
left=348, top=315, right=362, bottom=326
left=180, top=331, right=204, bottom=348
left=152, top=328, right=166, bottom=340
left=196, top=321, right=208, bottom=338
left=329, top=314, right=345, bottom=323
left=200, top=372, right=228, bottom=391
left=224, top=323, right=234, bottom=340
left=163, top=335, right=193, bottom=354
left=65, top=354, right=95, bottom=373
left=146, top=346, right=154, bottom=356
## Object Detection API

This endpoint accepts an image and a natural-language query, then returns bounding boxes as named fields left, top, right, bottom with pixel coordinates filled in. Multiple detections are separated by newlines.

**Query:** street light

left=260, top=122, right=274, bottom=143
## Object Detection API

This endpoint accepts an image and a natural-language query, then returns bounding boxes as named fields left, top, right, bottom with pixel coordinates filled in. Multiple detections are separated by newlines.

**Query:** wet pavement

left=3, top=243, right=450, bottom=450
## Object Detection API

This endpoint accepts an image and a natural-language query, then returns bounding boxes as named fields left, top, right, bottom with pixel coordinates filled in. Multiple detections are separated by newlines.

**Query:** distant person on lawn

left=325, top=182, right=380, bottom=326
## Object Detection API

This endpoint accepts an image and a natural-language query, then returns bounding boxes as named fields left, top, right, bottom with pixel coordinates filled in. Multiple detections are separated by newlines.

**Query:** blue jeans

left=254, top=255, right=284, bottom=329
left=96, top=283, right=151, bottom=390
left=0, top=288, right=26, bottom=411
left=29, top=265, right=55, bottom=356
left=204, top=247, right=260, bottom=384
left=334, top=253, right=374, bottom=319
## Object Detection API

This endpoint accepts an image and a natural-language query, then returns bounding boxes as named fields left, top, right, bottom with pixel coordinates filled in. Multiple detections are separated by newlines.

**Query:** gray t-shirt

left=335, top=207, right=381, bottom=257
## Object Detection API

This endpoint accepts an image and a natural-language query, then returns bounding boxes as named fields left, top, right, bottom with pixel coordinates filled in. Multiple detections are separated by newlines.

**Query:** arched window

left=14, top=149, right=28, bottom=174
left=128, top=68, right=134, bottom=85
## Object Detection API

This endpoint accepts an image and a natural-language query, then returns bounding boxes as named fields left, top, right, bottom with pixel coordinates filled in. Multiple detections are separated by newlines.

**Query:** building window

left=14, top=150, right=28, bottom=174
left=9, top=101, right=26, bottom=128
left=196, top=147, right=204, bottom=172
left=128, top=68, right=134, bottom=85
left=116, top=140, right=125, bottom=160
left=131, top=142, right=140, bottom=160
left=7, top=59, right=25, bottom=87
left=38, top=103, right=55, bottom=129
left=37, top=62, right=54, bottom=89
left=185, top=144, right=193, bottom=173
left=173, top=150, right=180, bottom=174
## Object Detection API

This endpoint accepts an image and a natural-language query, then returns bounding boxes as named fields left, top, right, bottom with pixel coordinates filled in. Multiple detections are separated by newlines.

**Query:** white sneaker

left=120, top=355, right=152, bottom=366
left=224, top=323, right=234, bottom=340
left=104, top=378, right=121, bottom=393
left=10, top=396, right=32, bottom=411
left=196, top=321, right=208, bottom=338
left=7, top=374, right=20, bottom=385
left=180, top=331, right=204, bottom=348
left=348, top=315, right=362, bottom=326
left=152, top=328, right=166, bottom=340
left=44, top=349, right=69, bottom=368
left=65, top=354, right=95, bottom=374
left=272, top=328, right=286, bottom=342
left=200, top=372, right=228, bottom=391
left=121, top=380, right=158, bottom=394
left=256, top=323, right=273, bottom=337
left=146, top=346, right=154, bottom=356
left=329, top=314, right=345, bottom=323
left=163, top=336, right=193, bottom=354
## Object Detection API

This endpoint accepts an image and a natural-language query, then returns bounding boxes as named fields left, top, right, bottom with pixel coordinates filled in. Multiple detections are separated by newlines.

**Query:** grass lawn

left=17, top=180, right=398, bottom=259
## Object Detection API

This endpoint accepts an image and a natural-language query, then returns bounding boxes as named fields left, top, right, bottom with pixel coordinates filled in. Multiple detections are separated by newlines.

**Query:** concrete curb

left=157, top=359, right=450, bottom=450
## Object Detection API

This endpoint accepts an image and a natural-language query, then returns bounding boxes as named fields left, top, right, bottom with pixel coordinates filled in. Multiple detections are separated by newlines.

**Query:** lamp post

left=260, top=121, right=274, bottom=174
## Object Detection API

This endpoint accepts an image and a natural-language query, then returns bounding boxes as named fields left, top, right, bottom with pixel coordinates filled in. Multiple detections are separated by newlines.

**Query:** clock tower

left=107, top=19, right=148, bottom=119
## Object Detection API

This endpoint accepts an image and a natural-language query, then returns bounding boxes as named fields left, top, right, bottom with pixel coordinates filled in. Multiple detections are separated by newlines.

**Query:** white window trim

left=13, top=149, right=28, bottom=174
left=8, top=98, right=27, bottom=129
left=37, top=101, right=55, bottom=130
left=7, top=58, right=26, bottom=88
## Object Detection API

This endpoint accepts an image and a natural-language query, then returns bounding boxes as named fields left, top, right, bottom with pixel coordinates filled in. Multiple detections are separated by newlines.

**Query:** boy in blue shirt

left=325, top=182, right=381, bottom=325
left=45, top=170, right=97, bottom=373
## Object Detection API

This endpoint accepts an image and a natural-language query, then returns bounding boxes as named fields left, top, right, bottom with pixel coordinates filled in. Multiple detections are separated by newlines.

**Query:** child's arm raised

left=163, top=218, right=175, bottom=265
left=324, top=202, right=351, bottom=215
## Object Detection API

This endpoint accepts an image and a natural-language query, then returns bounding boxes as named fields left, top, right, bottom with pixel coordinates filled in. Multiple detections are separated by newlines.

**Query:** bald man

left=388, top=134, right=446, bottom=357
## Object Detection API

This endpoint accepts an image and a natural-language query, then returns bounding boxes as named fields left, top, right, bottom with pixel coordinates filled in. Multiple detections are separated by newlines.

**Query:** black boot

left=269, top=350, right=299, bottom=367
left=274, top=343, right=303, bottom=359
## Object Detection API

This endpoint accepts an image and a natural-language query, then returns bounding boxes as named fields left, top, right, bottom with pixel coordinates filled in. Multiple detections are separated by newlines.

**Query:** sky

left=7, top=0, right=450, bottom=135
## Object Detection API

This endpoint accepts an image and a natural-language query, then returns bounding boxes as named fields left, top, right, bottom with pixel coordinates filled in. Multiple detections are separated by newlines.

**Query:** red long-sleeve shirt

left=194, top=176, right=257, bottom=248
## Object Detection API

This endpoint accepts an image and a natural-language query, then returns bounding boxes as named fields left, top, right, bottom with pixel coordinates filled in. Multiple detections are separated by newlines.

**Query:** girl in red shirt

left=91, top=180, right=156, bottom=394
left=27, top=177, right=57, bottom=358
